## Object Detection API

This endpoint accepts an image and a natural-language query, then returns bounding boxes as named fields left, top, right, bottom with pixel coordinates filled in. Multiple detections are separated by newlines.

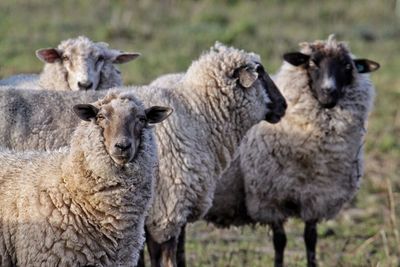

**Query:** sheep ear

left=73, top=104, right=99, bottom=121
left=283, top=52, right=310, bottom=66
left=145, top=106, right=173, bottom=124
left=112, top=52, right=141, bottom=64
left=353, top=59, right=380, bottom=73
left=36, top=48, right=61, bottom=63
left=234, top=67, right=259, bottom=88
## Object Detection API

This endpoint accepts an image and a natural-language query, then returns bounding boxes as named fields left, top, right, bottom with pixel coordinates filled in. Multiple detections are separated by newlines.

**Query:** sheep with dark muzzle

left=205, top=35, right=380, bottom=267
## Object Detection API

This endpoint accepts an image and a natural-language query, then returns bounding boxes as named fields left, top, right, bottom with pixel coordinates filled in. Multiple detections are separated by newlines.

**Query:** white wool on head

left=184, top=42, right=261, bottom=90
left=299, top=34, right=350, bottom=55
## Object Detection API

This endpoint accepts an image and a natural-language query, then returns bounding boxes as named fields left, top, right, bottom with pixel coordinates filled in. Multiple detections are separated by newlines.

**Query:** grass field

left=0, top=0, right=399, bottom=266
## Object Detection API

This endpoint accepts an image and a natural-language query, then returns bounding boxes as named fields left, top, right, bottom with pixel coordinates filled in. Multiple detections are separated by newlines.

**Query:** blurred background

left=0, top=0, right=399, bottom=266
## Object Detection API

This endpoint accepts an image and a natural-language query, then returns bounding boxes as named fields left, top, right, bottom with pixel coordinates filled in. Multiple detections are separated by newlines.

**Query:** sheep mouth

left=265, top=111, right=284, bottom=124
left=111, top=154, right=133, bottom=165
left=264, top=98, right=287, bottom=124
left=320, top=101, right=337, bottom=109
left=317, top=93, right=340, bottom=109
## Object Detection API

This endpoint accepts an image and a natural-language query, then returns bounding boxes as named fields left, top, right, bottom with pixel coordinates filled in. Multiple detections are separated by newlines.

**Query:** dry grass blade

left=380, top=229, right=390, bottom=258
left=352, top=230, right=381, bottom=255
left=386, top=178, right=400, bottom=257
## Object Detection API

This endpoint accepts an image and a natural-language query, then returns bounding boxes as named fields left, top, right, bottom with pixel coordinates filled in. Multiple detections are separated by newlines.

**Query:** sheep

left=142, top=42, right=288, bottom=267
left=0, top=91, right=172, bottom=266
left=0, top=42, right=287, bottom=267
left=0, top=36, right=140, bottom=91
left=204, top=35, right=380, bottom=267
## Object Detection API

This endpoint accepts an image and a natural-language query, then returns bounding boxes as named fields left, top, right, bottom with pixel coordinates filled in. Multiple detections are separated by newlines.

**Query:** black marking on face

left=255, top=63, right=287, bottom=123
left=307, top=51, right=355, bottom=108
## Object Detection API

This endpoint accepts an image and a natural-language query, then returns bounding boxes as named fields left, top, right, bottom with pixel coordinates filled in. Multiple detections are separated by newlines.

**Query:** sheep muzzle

left=256, top=64, right=287, bottom=123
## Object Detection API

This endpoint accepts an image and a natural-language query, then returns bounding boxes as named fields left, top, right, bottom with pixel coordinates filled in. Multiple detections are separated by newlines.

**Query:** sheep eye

left=97, top=114, right=105, bottom=121
left=309, top=60, right=318, bottom=68
left=139, top=116, right=146, bottom=123
left=97, top=55, right=104, bottom=63
left=62, top=55, right=69, bottom=62
left=344, top=63, right=352, bottom=71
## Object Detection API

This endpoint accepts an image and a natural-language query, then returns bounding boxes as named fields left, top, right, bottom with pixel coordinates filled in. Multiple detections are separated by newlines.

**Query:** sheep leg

left=146, top=230, right=162, bottom=267
left=271, top=221, right=286, bottom=267
left=304, top=220, right=318, bottom=267
left=160, top=236, right=178, bottom=267
left=136, top=248, right=145, bottom=267
left=176, top=224, right=186, bottom=267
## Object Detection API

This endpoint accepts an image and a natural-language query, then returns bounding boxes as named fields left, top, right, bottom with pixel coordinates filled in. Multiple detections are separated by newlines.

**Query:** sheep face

left=61, top=47, right=105, bottom=91
left=36, top=36, right=140, bottom=91
left=283, top=51, right=379, bottom=109
left=73, top=98, right=172, bottom=166
left=309, top=51, right=355, bottom=108
left=232, top=63, right=286, bottom=124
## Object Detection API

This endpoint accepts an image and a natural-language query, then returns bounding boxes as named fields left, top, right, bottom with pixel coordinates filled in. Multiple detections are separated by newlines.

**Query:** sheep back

left=0, top=87, right=107, bottom=150
left=0, top=74, right=39, bottom=89
left=149, top=73, right=184, bottom=88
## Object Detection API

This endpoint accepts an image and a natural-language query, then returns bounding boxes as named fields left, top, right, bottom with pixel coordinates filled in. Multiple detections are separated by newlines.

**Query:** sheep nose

left=115, top=142, right=132, bottom=152
left=322, top=87, right=337, bottom=95
left=78, top=81, right=93, bottom=90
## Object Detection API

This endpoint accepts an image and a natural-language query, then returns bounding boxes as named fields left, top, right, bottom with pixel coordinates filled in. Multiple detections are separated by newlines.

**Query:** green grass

left=0, top=0, right=399, bottom=266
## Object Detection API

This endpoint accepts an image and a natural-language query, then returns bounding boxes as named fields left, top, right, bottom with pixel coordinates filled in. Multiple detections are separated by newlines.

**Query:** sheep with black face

left=205, top=35, right=380, bottom=267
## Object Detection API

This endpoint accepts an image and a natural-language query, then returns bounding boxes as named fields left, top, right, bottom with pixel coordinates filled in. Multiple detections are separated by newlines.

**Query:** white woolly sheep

left=141, top=42, right=287, bottom=267
left=0, top=42, right=287, bottom=267
left=205, top=35, right=380, bottom=267
left=0, top=36, right=140, bottom=91
left=0, top=91, right=172, bottom=266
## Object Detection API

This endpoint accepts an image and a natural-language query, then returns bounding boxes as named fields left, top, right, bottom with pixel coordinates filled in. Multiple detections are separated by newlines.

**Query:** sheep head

left=283, top=34, right=380, bottom=108
left=232, top=62, right=287, bottom=124
left=73, top=94, right=172, bottom=166
left=36, top=36, right=140, bottom=91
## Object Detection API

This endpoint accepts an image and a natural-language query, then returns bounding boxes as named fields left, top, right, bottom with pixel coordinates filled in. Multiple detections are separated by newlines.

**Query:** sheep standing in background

left=0, top=36, right=140, bottom=91
left=0, top=92, right=172, bottom=266
left=205, top=35, right=380, bottom=267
